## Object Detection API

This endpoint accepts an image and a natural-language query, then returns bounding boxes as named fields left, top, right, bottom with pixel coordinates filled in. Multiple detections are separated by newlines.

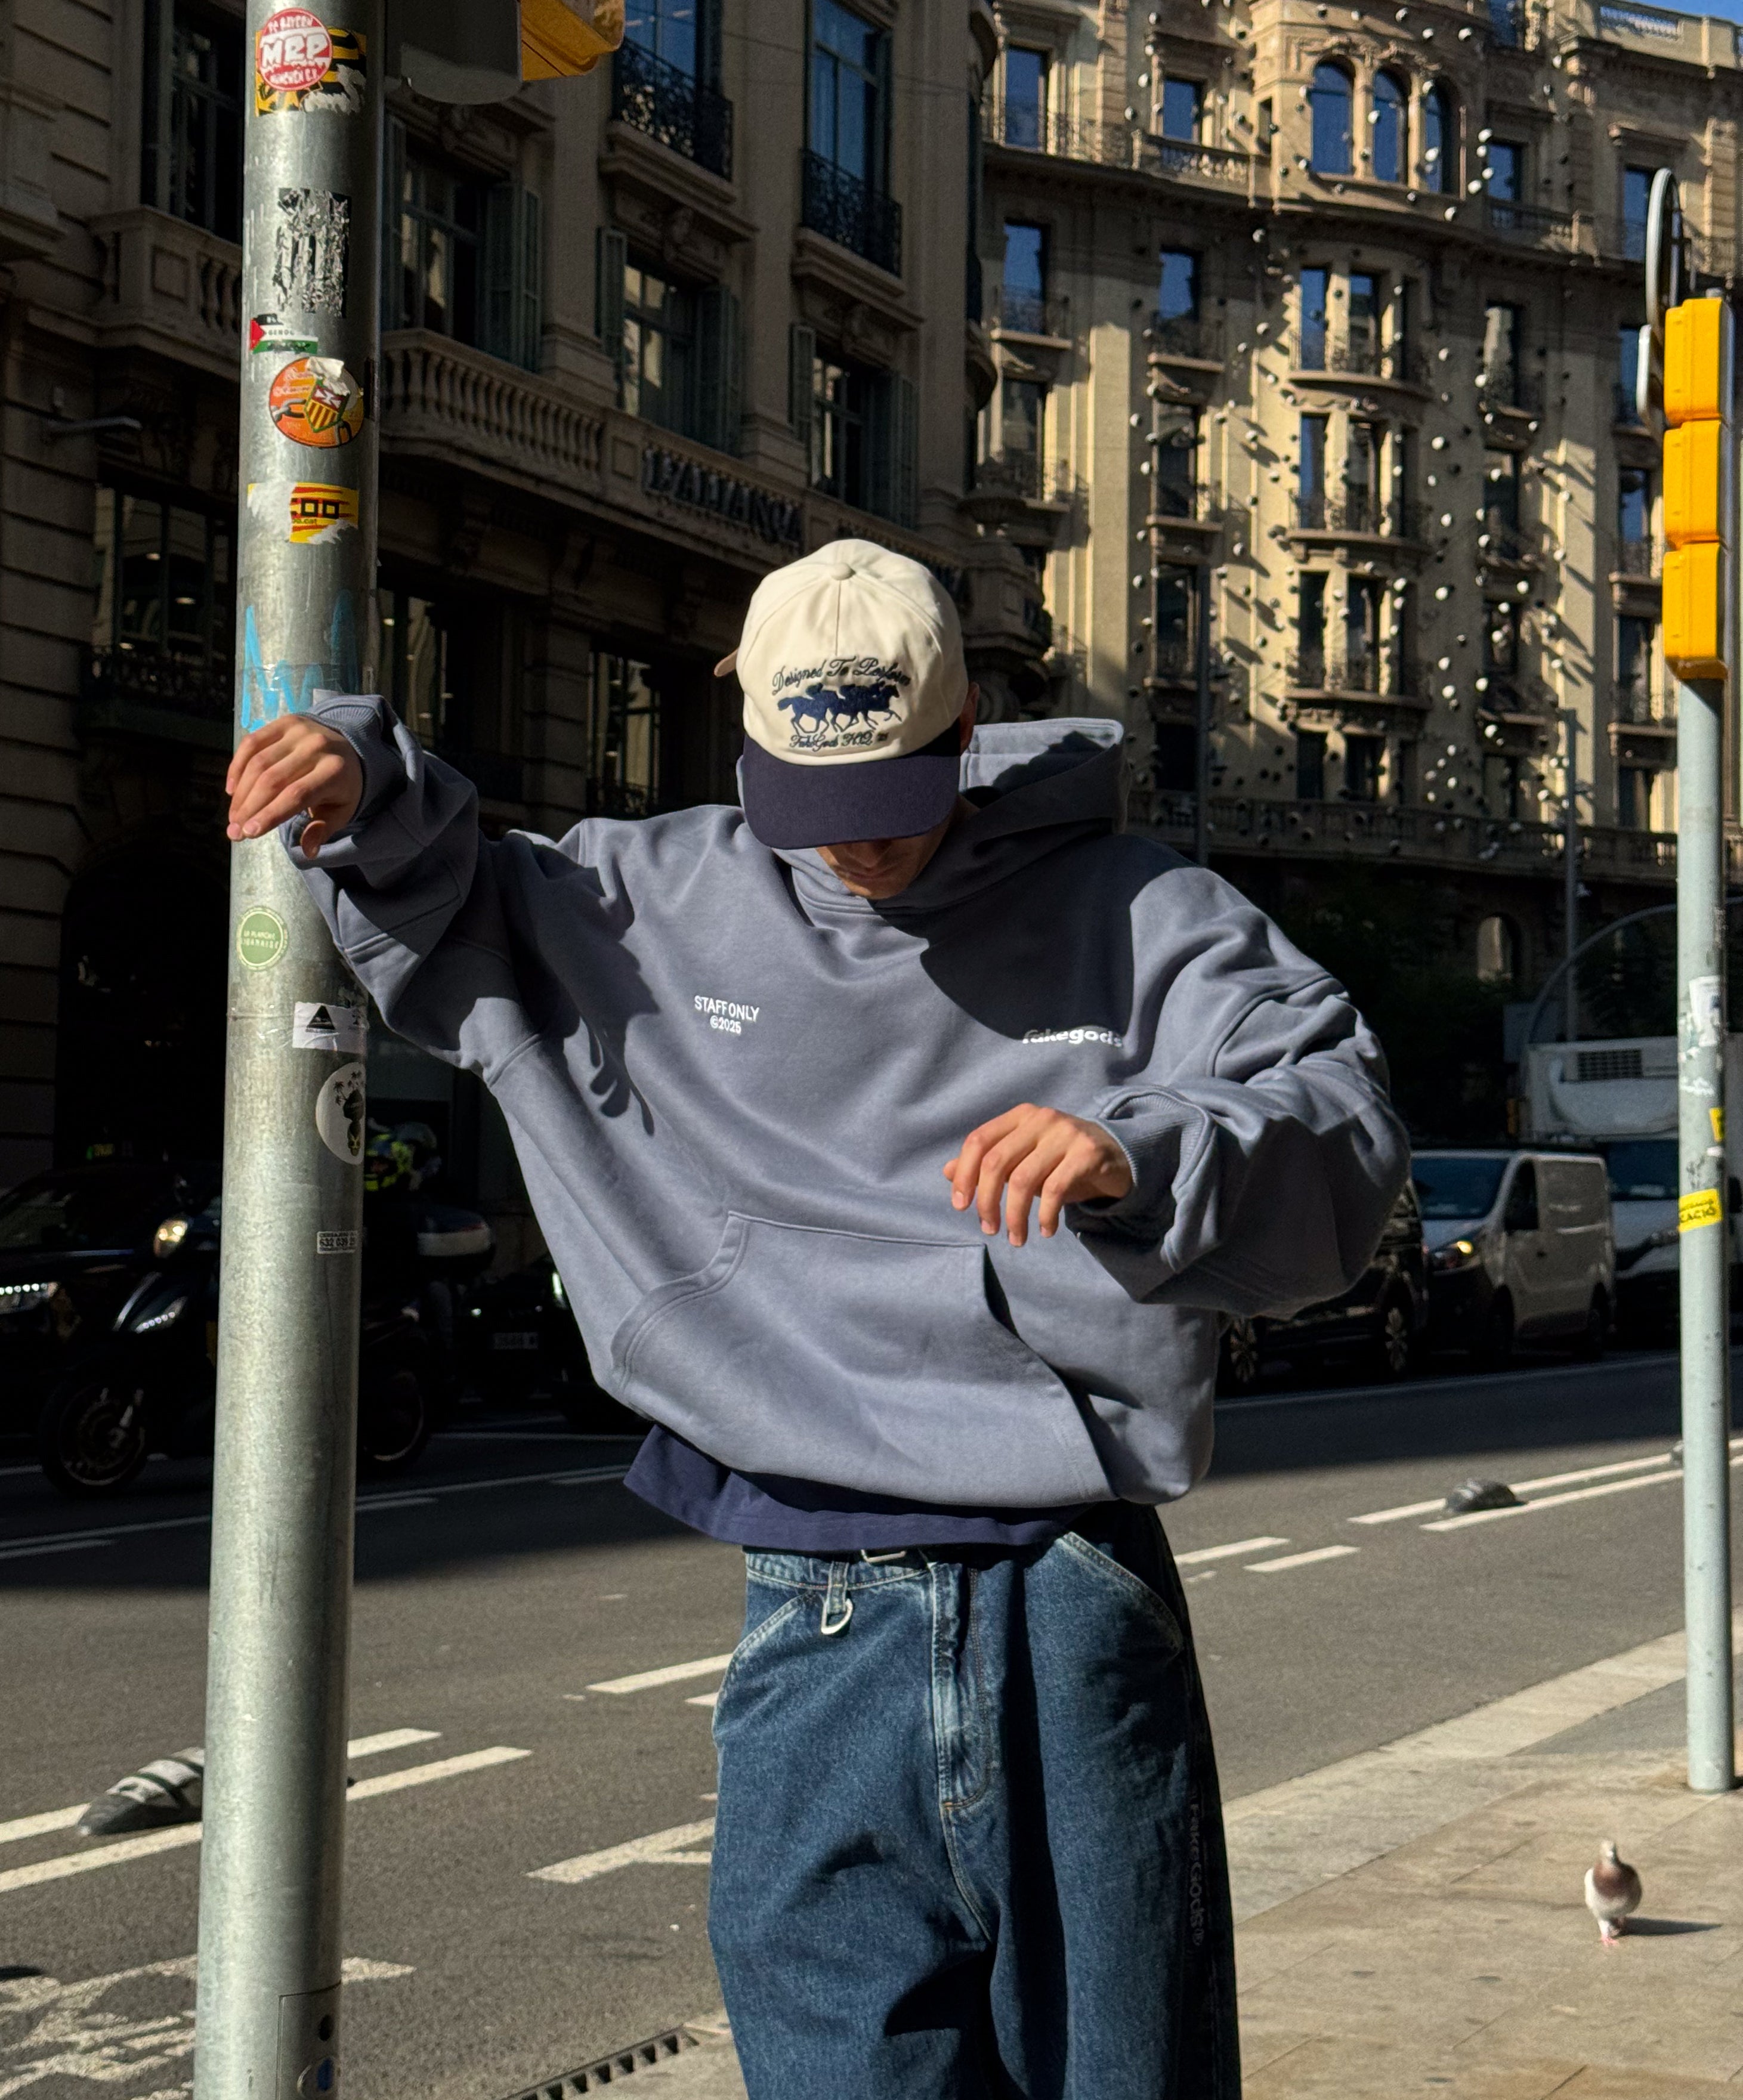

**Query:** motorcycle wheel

left=36, top=1369, right=152, bottom=1498
left=358, top=1360, right=433, bottom=1477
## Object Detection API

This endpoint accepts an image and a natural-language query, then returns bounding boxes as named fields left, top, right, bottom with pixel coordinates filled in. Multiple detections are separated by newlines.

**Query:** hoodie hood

left=756, top=716, right=1129, bottom=920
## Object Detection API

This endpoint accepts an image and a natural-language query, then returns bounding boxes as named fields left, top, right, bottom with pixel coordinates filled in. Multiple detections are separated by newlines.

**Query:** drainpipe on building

left=1194, top=561, right=1212, bottom=867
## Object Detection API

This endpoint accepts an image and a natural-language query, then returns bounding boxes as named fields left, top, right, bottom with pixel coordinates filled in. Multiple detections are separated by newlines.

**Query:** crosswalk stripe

left=0, top=1740, right=514, bottom=1894
left=588, top=1655, right=734, bottom=1696
left=530, top=1818, right=716, bottom=1885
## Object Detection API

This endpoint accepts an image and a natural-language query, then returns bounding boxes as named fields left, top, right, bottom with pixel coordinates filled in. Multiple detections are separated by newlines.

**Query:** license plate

left=492, top=1331, right=540, bottom=1351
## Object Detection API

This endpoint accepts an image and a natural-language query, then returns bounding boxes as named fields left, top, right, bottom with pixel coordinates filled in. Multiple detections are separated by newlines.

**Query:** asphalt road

left=1, top=1346, right=1738, bottom=2100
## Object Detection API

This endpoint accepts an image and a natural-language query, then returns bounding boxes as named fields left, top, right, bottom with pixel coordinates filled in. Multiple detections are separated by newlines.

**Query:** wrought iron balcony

left=970, top=452, right=1077, bottom=505
left=1148, top=480, right=1223, bottom=528
left=1612, top=683, right=1674, bottom=728
left=1476, top=366, right=1544, bottom=416
left=1291, top=492, right=1424, bottom=540
left=1612, top=538, right=1659, bottom=580
left=991, top=286, right=1072, bottom=338
left=1145, top=312, right=1225, bottom=364
left=1477, top=515, right=1538, bottom=566
left=1285, top=651, right=1424, bottom=702
left=1483, top=196, right=1576, bottom=249
left=1290, top=334, right=1427, bottom=385
left=801, top=149, right=901, bottom=276
left=82, top=642, right=231, bottom=729
left=611, top=41, right=733, bottom=181
left=1145, top=137, right=1250, bottom=184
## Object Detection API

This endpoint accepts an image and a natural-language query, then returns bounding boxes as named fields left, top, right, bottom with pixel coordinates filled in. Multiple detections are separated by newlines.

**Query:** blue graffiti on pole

left=238, top=592, right=362, bottom=729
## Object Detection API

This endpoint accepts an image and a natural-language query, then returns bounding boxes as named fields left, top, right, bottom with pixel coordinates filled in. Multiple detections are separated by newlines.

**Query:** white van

left=1413, top=1149, right=1615, bottom=1365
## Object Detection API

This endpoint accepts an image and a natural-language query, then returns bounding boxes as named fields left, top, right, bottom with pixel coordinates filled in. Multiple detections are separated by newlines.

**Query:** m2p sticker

left=256, top=10, right=367, bottom=115
left=250, top=313, right=317, bottom=357
left=268, top=356, right=364, bottom=449
left=315, top=1060, right=367, bottom=1164
left=293, top=1001, right=367, bottom=1053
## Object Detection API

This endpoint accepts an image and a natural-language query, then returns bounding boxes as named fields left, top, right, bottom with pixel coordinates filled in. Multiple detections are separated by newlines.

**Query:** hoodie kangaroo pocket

left=609, top=1213, right=1110, bottom=1507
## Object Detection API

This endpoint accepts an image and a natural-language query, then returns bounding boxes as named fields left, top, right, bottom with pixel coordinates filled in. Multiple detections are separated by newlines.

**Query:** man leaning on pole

left=223, top=540, right=1410, bottom=2098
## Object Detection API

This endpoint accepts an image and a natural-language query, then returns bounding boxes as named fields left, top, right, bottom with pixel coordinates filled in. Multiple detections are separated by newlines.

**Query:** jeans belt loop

left=820, top=1559, right=854, bottom=1636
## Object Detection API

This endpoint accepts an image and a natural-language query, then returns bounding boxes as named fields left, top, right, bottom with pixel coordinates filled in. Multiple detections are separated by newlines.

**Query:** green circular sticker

left=236, top=905, right=289, bottom=971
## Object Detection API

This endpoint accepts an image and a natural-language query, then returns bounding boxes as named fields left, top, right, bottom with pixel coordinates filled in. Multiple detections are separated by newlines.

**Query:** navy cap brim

left=739, top=726, right=963, bottom=849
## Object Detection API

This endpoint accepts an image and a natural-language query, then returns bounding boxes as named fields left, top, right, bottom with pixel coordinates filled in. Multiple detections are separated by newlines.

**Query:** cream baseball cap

left=716, top=539, right=969, bottom=848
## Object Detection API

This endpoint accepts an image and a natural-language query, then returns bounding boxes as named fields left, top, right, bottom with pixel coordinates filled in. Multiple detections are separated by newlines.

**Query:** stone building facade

left=977, top=0, right=1735, bottom=1012
left=0, top=0, right=1040, bottom=1199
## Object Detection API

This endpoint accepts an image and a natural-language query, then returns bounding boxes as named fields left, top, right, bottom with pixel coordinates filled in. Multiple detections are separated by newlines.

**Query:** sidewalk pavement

left=625, top=1629, right=1743, bottom=2098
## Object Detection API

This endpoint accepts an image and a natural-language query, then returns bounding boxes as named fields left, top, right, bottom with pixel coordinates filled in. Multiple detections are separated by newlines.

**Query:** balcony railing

left=1292, top=492, right=1426, bottom=540
left=1285, top=651, right=1423, bottom=700
left=801, top=149, right=901, bottom=276
left=1612, top=538, right=1659, bottom=579
left=971, top=452, right=1077, bottom=504
left=1612, top=683, right=1675, bottom=727
left=83, top=642, right=231, bottom=726
left=1476, top=367, right=1544, bottom=416
left=1145, top=312, right=1225, bottom=364
left=1146, top=137, right=1250, bottom=184
left=982, top=100, right=1248, bottom=187
left=1146, top=638, right=1231, bottom=684
left=1291, top=334, right=1427, bottom=386
left=611, top=41, right=733, bottom=181
left=1478, top=515, right=1538, bottom=565
left=379, top=330, right=605, bottom=506
left=1148, top=480, right=1223, bottom=527
left=1484, top=196, right=1577, bottom=248
left=991, top=286, right=1072, bottom=338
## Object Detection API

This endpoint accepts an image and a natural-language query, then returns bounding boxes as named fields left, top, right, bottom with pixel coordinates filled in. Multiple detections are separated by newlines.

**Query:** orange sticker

left=268, top=356, right=363, bottom=449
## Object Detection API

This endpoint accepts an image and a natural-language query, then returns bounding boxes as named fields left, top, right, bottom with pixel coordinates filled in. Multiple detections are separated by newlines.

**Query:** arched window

left=1421, top=82, right=1455, bottom=193
left=1309, top=63, right=1353, bottom=176
left=1372, top=72, right=1406, bottom=184
left=1475, top=914, right=1518, bottom=986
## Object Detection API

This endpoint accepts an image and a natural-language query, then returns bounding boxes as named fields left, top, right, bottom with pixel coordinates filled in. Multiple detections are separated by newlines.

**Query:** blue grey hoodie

left=293, top=698, right=1409, bottom=1509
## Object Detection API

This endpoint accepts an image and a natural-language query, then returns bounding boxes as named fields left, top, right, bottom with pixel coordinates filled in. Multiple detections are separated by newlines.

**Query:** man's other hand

left=225, top=717, right=364, bottom=857
left=945, top=1105, right=1135, bottom=1248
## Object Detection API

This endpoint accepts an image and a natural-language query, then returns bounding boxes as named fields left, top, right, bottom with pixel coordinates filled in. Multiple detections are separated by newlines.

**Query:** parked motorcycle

left=3, top=1148, right=495, bottom=1499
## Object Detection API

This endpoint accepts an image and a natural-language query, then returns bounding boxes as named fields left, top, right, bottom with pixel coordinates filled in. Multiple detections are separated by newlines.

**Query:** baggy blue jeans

left=708, top=1508, right=1239, bottom=2099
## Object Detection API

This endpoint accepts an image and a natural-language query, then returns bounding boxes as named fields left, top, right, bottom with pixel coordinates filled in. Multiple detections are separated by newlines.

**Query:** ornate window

left=1371, top=72, right=1406, bottom=184
left=1421, top=82, right=1455, bottom=193
left=1309, top=63, right=1352, bottom=176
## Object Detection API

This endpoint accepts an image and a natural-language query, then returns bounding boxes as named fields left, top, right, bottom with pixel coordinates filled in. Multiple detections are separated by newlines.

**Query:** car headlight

left=0, top=1279, right=54, bottom=1317
left=1428, top=1238, right=1480, bottom=1273
left=153, top=1215, right=191, bottom=1260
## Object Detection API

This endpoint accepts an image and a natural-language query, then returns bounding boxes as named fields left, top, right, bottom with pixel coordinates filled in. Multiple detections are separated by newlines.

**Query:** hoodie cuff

left=1067, top=1088, right=1210, bottom=1245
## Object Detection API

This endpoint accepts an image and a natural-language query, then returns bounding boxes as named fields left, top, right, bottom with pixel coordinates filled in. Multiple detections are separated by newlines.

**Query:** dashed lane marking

left=588, top=1654, right=735, bottom=1696
left=530, top=1818, right=717, bottom=1885
left=1175, top=1535, right=1289, bottom=1565
left=0, top=1729, right=438, bottom=1850
left=1423, top=1468, right=1684, bottom=1532
left=1247, top=1544, right=1361, bottom=1574
left=685, top=1694, right=719, bottom=1711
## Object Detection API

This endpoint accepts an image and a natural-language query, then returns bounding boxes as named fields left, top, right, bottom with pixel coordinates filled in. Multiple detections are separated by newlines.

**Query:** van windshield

left=1412, top=1156, right=1508, bottom=1220
left=1602, top=1139, right=1677, bottom=1202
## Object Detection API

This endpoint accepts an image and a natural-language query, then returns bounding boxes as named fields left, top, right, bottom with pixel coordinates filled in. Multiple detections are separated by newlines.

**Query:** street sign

left=388, top=0, right=623, bottom=103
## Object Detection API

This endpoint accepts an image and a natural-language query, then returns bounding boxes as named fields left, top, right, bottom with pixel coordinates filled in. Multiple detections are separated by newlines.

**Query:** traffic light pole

left=193, top=5, right=384, bottom=2093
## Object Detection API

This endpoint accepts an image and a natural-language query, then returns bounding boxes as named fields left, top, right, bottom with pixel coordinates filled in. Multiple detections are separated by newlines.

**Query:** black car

left=1217, top=1180, right=1428, bottom=1394
left=459, top=1254, right=642, bottom=1433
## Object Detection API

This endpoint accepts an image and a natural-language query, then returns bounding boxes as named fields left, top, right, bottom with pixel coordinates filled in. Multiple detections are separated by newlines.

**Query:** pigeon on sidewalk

left=1584, top=1839, right=1642, bottom=1943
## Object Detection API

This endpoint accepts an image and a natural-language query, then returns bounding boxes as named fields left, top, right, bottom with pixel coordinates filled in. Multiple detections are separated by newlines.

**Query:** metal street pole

left=1559, top=708, right=1580, bottom=1043
left=1194, top=560, right=1212, bottom=867
left=1674, top=293, right=1736, bottom=1797
left=193, top=5, right=384, bottom=2093
left=1648, top=160, right=1738, bottom=1795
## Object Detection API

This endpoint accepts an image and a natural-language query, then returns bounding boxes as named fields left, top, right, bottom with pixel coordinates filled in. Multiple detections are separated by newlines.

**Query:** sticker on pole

left=315, top=1060, right=367, bottom=1165
left=269, top=357, right=364, bottom=449
left=1679, top=1187, right=1723, bottom=1233
left=256, top=11, right=367, bottom=115
left=316, top=1229, right=360, bottom=1254
left=1689, top=973, right=1723, bottom=1048
left=236, top=905, right=289, bottom=970
left=250, top=312, right=318, bottom=357
left=293, top=1000, right=367, bottom=1053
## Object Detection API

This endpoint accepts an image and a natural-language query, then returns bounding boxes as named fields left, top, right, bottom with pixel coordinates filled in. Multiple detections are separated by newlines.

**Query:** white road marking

left=1350, top=1495, right=1455, bottom=1526
left=0, top=1743, right=514, bottom=1894
left=354, top=1495, right=438, bottom=1512
left=1349, top=1439, right=1743, bottom=1527
left=0, top=1729, right=437, bottom=1850
left=0, top=1536, right=115, bottom=1562
left=530, top=1818, right=717, bottom=1885
left=685, top=1693, right=719, bottom=1710
left=1175, top=1535, right=1290, bottom=1564
left=345, top=1745, right=528, bottom=1802
left=589, top=1654, right=734, bottom=1695
left=1423, top=1468, right=1683, bottom=1530
left=0, top=1464, right=633, bottom=1565
left=1247, top=1544, right=1361, bottom=1573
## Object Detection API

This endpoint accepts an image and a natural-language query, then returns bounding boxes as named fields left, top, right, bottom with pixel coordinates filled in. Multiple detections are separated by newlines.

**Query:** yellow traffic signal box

left=1665, top=417, right=1726, bottom=546
left=1665, top=298, right=1727, bottom=425
left=1665, top=540, right=1726, bottom=678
